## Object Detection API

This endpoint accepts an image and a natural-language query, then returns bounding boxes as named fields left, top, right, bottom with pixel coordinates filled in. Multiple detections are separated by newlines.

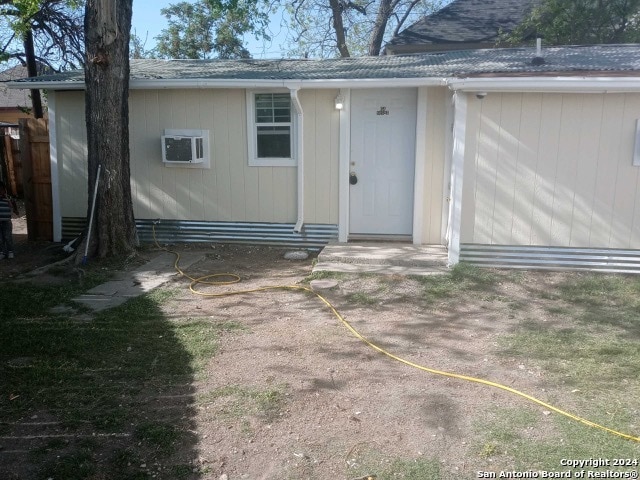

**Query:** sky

left=131, top=0, right=290, bottom=59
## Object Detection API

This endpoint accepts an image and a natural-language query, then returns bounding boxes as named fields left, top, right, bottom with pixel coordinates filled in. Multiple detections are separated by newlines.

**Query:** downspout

left=290, top=88, right=305, bottom=232
left=447, top=90, right=467, bottom=266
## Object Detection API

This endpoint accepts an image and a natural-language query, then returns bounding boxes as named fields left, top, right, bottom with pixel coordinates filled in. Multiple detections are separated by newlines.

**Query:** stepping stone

left=310, top=279, right=339, bottom=291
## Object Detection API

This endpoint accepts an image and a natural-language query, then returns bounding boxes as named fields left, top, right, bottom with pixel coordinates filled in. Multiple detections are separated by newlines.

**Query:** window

left=247, top=91, right=296, bottom=167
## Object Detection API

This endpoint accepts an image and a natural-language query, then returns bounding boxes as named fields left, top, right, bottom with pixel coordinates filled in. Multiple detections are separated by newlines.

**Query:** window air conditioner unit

left=162, top=135, right=205, bottom=164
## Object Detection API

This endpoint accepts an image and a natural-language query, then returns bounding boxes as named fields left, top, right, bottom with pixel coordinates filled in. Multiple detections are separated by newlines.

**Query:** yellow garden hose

left=155, top=232, right=640, bottom=443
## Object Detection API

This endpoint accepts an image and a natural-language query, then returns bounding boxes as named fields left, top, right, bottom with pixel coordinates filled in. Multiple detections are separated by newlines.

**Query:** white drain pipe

left=290, top=88, right=305, bottom=233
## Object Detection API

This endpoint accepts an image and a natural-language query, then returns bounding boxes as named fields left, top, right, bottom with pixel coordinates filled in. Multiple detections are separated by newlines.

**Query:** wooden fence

left=0, top=127, right=22, bottom=196
left=19, top=118, right=52, bottom=241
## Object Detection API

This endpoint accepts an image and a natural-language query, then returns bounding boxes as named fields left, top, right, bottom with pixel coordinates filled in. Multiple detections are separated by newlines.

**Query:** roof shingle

left=8, top=45, right=640, bottom=87
left=386, top=0, right=540, bottom=51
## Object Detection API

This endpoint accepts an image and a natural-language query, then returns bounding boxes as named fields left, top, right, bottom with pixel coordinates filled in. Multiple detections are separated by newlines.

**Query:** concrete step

left=312, top=261, right=448, bottom=276
left=314, top=242, right=449, bottom=276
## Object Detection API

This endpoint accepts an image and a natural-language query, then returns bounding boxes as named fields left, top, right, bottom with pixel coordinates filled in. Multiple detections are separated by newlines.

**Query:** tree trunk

left=23, top=29, right=44, bottom=119
left=368, top=0, right=393, bottom=56
left=329, top=0, right=350, bottom=57
left=82, top=0, right=137, bottom=260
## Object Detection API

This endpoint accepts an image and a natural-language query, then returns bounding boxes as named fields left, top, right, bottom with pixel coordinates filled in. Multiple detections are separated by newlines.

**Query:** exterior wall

left=55, top=91, right=88, bottom=217
left=54, top=88, right=340, bottom=224
left=420, top=86, right=448, bottom=244
left=461, top=92, right=640, bottom=249
left=300, top=89, right=340, bottom=225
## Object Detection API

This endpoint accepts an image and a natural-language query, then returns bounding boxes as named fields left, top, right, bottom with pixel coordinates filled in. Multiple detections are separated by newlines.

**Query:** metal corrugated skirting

left=62, top=217, right=338, bottom=249
left=460, top=244, right=640, bottom=274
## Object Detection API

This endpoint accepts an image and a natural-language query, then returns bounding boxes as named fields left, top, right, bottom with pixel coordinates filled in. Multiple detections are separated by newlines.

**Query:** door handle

left=349, top=172, right=358, bottom=185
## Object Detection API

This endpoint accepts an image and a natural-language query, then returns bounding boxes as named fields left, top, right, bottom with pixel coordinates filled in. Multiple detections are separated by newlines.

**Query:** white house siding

left=420, top=86, right=448, bottom=244
left=55, top=91, right=88, bottom=218
left=461, top=92, right=640, bottom=249
left=54, top=88, right=340, bottom=225
left=299, top=89, right=340, bottom=225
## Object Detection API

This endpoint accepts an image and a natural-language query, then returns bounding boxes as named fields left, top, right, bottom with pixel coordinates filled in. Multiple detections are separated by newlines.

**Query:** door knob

left=349, top=172, right=358, bottom=185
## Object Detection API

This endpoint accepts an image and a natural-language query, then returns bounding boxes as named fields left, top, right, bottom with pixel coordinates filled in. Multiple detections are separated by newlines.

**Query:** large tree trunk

left=82, top=0, right=137, bottom=259
left=23, top=29, right=44, bottom=118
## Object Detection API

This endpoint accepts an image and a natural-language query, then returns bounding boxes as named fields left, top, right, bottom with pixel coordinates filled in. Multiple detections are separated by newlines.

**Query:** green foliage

left=130, top=30, right=156, bottom=59
left=154, top=0, right=270, bottom=59
left=502, top=0, right=640, bottom=46
left=0, top=0, right=84, bottom=70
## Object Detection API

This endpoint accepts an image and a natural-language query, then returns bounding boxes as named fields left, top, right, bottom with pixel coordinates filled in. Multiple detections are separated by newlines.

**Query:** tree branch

left=393, top=0, right=420, bottom=37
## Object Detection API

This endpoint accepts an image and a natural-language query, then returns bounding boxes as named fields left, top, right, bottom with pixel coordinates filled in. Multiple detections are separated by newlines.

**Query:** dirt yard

left=3, top=234, right=639, bottom=480
left=151, top=246, right=623, bottom=479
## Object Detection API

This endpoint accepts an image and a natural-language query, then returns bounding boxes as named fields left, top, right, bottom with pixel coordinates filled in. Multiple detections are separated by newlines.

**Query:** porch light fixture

left=334, top=94, right=344, bottom=110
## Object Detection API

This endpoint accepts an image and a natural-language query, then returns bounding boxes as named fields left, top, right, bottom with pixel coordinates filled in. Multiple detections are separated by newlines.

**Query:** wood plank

left=473, top=93, right=502, bottom=244
left=19, top=118, right=52, bottom=240
left=570, top=95, right=603, bottom=247
left=591, top=94, right=624, bottom=247
left=530, top=93, right=562, bottom=246
left=493, top=93, right=522, bottom=244
left=550, top=94, right=581, bottom=247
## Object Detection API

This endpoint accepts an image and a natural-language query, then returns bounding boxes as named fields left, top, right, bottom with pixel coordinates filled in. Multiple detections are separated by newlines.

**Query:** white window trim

left=246, top=89, right=297, bottom=167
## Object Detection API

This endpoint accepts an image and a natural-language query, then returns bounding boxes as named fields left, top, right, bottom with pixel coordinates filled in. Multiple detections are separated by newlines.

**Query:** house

left=8, top=44, right=640, bottom=272
left=384, top=0, right=540, bottom=55
left=0, top=65, right=38, bottom=123
left=0, top=64, right=51, bottom=196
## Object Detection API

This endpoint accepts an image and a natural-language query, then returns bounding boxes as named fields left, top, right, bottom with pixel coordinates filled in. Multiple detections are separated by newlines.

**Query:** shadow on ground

left=0, top=278, right=202, bottom=479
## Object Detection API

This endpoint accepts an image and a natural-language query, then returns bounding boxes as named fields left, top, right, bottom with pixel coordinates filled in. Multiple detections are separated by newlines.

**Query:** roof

left=7, top=45, right=640, bottom=90
left=0, top=65, right=32, bottom=108
left=386, top=0, right=540, bottom=51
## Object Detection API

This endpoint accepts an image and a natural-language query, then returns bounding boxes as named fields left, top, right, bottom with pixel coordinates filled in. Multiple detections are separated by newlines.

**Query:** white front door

left=349, top=88, right=417, bottom=235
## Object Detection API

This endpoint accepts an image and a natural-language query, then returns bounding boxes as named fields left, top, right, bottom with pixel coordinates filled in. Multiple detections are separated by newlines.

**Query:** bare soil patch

left=3, top=241, right=639, bottom=480
left=153, top=247, right=611, bottom=479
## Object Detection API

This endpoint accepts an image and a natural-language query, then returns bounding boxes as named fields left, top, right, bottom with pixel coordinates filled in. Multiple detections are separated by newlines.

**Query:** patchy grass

left=347, top=448, right=442, bottom=480
left=482, top=272, right=640, bottom=477
left=5, top=253, right=640, bottom=480
left=499, top=274, right=640, bottom=391
left=555, top=274, right=640, bottom=335
left=0, top=272, right=107, bottom=319
left=0, top=277, right=232, bottom=478
left=304, top=270, right=351, bottom=282
left=197, top=384, right=288, bottom=423
left=347, top=291, right=380, bottom=306
left=134, top=422, right=180, bottom=454
left=416, top=262, right=501, bottom=303
left=499, top=325, right=640, bottom=391
left=474, top=404, right=640, bottom=474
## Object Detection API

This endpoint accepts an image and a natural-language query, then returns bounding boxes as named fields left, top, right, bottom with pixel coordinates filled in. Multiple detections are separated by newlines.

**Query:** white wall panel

left=421, top=87, right=447, bottom=244
left=462, top=92, right=640, bottom=249
left=55, top=88, right=340, bottom=225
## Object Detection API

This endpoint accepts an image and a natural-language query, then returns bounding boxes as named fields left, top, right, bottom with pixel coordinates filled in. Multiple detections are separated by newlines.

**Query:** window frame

left=246, top=90, right=297, bottom=167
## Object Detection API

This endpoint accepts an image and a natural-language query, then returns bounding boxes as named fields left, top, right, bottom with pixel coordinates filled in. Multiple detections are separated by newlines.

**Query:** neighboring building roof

left=385, top=0, right=540, bottom=55
left=0, top=65, right=33, bottom=108
left=6, top=45, right=640, bottom=93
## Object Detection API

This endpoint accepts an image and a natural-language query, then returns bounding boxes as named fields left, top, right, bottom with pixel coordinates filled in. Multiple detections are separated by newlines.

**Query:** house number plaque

left=376, top=106, right=390, bottom=116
